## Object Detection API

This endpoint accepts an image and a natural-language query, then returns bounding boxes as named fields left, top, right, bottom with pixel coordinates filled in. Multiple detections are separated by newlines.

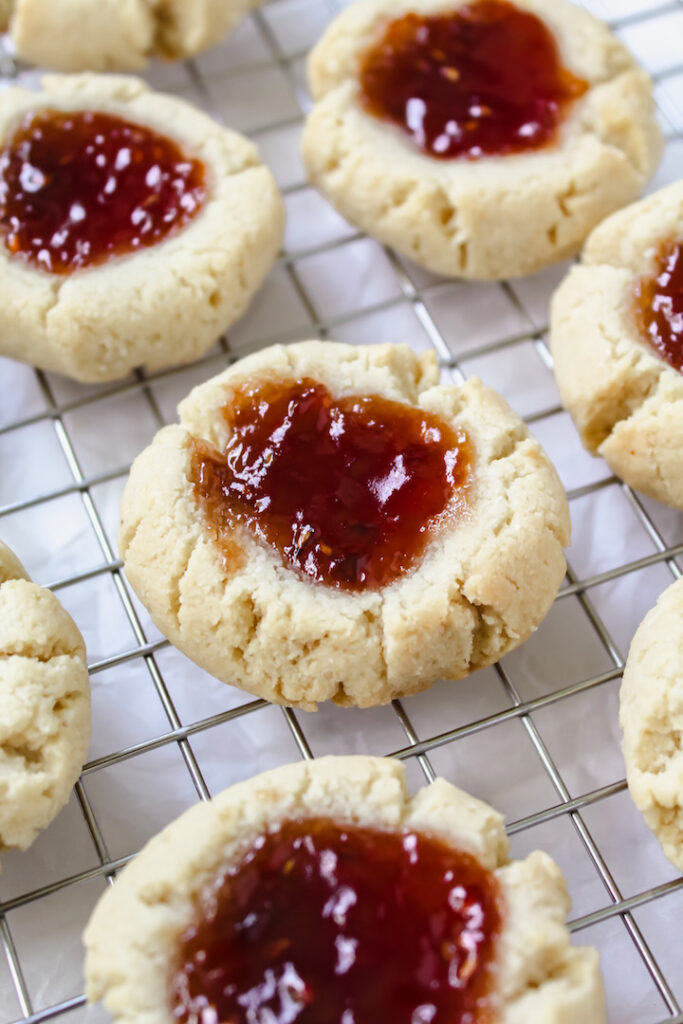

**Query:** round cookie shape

left=119, top=341, right=570, bottom=710
left=3, top=0, right=259, bottom=72
left=620, top=578, right=683, bottom=871
left=0, top=73, right=284, bottom=383
left=550, top=181, right=683, bottom=508
left=0, top=540, right=91, bottom=854
left=301, top=0, right=661, bottom=281
left=84, top=756, right=607, bottom=1024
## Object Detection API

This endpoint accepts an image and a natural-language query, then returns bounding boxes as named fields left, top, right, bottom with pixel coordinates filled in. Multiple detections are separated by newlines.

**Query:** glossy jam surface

left=634, top=240, right=683, bottom=372
left=358, top=0, right=588, bottom=159
left=0, top=109, right=206, bottom=273
left=171, top=818, right=502, bottom=1024
left=189, top=377, right=472, bottom=591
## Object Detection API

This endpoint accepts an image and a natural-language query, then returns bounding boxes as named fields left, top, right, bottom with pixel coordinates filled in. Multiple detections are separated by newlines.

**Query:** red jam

left=0, top=109, right=206, bottom=273
left=634, top=240, right=683, bottom=373
left=188, top=377, right=472, bottom=591
left=170, top=818, right=503, bottom=1024
left=358, top=0, right=589, bottom=159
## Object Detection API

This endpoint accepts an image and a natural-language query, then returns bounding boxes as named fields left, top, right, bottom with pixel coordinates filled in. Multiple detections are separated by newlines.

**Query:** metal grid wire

left=0, top=0, right=682, bottom=1022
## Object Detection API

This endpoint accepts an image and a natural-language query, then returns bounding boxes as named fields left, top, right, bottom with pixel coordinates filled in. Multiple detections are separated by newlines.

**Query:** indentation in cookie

left=0, top=108, right=207, bottom=273
left=358, top=0, right=588, bottom=160
left=633, top=238, right=683, bottom=373
left=187, top=376, right=473, bottom=591
left=170, top=816, right=503, bottom=1024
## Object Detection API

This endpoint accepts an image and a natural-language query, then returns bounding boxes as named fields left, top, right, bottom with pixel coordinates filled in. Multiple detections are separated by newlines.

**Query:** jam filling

left=358, top=0, right=588, bottom=159
left=0, top=109, right=206, bottom=273
left=188, top=377, right=472, bottom=591
left=170, top=818, right=503, bottom=1024
left=633, top=240, right=683, bottom=373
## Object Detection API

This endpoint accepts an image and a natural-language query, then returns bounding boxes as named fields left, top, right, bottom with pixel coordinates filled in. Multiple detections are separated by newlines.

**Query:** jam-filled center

left=171, top=818, right=503, bottom=1024
left=188, top=377, right=472, bottom=591
left=358, top=0, right=588, bottom=159
left=0, top=109, right=206, bottom=273
left=633, top=240, right=683, bottom=373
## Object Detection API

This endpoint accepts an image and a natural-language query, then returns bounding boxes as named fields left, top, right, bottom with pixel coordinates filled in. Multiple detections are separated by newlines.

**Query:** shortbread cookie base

left=550, top=181, right=683, bottom=507
left=0, top=0, right=12, bottom=31
left=302, top=0, right=661, bottom=281
left=621, top=578, right=683, bottom=870
left=84, top=756, right=607, bottom=1024
left=119, top=341, right=569, bottom=710
left=6, top=0, right=257, bottom=71
left=0, top=540, right=91, bottom=853
left=0, top=73, right=284, bottom=382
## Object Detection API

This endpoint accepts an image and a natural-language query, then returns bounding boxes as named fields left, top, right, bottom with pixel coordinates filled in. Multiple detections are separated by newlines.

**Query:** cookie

left=550, top=181, right=683, bottom=508
left=3, top=0, right=258, bottom=71
left=620, top=577, right=683, bottom=870
left=119, top=340, right=569, bottom=710
left=0, top=73, right=283, bottom=383
left=0, top=0, right=11, bottom=31
left=0, top=540, right=91, bottom=854
left=84, top=756, right=606, bottom=1024
left=301, top=0, right=661, bottom=281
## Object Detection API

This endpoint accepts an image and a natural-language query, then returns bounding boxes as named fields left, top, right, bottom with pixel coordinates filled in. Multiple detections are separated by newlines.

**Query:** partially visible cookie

left=0, top=73, right=284, bottom=382
left=84, top=756, right=607, bottom=1024
left=0, top=540, right=91, bottom=854
left=4, top=0, right=259, bottom=71
left=620, top=577, right=683, bottom=870
left=0, top=0, right=12, bottom=32
left=550, top=181, right=683, bottom=508
left=302, top=0, right=661, bottom=281
left=119, top=340, right=569, bottom=710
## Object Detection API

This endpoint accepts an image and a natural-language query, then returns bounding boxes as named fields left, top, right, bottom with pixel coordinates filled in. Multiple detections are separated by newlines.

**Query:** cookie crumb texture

left=302, top=0, right=661, bottom=281
left=119, top=341, right=570, bottom=710
left=2, top=0, right=258, bottom=71
left=621, top=578, right=683, bottom=870
left=0, top=73, right=284, bottom=383
left=550, top=181, right=683, bottom=508
left=83, top=757, right=607, bottom=1024
left=0, top=540, right=90, bottom=854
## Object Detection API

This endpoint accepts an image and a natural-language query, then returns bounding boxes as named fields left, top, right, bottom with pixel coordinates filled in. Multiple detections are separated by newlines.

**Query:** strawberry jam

left=170, top=818, right=503, bottom=1024
left=358, top=0, right=588, bottom=160
left=634, top=240, right=683, bottom=372
left=188, top=377, right=472, bottom=591
left=0, top=109, right=206, bottom=273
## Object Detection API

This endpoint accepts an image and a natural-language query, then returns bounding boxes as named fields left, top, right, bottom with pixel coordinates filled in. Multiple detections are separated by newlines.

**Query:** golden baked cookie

left=301, top=0, right=661, bottom=281
left=0, top=73, right=284, bottom=382
left=550, top=181, right=683, bottom=508
left=620, top=577, right=683, bottom=871
left=119, top=341, right=569, bottom=710
left=3, top=0, right=258, bottom=71
left=0, top=0, right=11, bottom=32
left=84, top=756, right=607, bottom=1024
left=0, top=540, right=91, bottom=855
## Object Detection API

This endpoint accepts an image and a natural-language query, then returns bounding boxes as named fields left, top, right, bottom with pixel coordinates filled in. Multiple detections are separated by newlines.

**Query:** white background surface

left=0, top=1, right=682, bottom=1022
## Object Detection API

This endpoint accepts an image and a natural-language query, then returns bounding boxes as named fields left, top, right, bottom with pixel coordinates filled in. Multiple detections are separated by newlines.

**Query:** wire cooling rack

left=0, top=0, right=682, bottom=1021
